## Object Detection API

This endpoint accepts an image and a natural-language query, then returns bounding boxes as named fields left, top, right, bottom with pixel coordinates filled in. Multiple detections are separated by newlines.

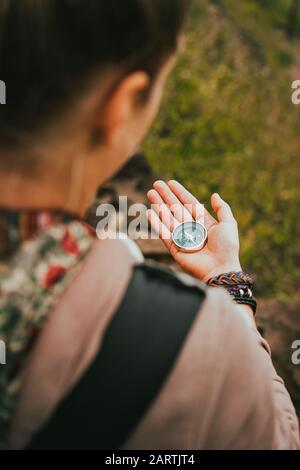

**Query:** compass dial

left=172, top=221, right=207, bottom=253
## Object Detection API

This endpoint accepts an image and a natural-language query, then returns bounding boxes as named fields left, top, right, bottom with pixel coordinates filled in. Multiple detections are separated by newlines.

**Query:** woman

left=0, top=0, right=299, bottom=450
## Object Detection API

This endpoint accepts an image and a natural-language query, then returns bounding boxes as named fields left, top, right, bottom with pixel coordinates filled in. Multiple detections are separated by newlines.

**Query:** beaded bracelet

left=206, top=271, right=257, bottom=315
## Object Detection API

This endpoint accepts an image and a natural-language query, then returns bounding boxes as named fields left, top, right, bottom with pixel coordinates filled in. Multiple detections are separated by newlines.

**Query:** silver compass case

left=172, top=221, right=208, bottom=253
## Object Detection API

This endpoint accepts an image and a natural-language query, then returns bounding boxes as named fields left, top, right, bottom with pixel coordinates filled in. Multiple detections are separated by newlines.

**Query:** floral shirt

left=0, top=215, right=95, bottom=449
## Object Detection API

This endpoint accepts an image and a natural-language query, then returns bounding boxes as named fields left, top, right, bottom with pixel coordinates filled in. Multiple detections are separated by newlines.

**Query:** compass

left=172, top=221, right=207, bottom=253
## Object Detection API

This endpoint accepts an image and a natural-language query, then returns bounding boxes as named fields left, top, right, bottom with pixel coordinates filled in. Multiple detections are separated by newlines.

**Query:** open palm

left=147, top=180, right=242, bottom=282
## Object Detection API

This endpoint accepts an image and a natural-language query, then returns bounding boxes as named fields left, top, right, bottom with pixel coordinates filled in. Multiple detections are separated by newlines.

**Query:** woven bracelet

left=207, top=271, right=257, bottom=315
left=207, top=271, right=254, bottom=288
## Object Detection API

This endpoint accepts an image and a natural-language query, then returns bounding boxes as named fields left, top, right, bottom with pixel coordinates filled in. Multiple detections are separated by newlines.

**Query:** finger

left=211, top=193, right=236, bottom=224
left=147, top=189, right=179, bottom=232
left=153, top=180, right=193, bottom=223
left=146, top=209, right=173, bottom=250
left=168, top=180, right=217, bottom=229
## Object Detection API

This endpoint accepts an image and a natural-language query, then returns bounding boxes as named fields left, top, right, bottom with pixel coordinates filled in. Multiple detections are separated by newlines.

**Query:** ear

left=97, top=71, right=151, bottom=145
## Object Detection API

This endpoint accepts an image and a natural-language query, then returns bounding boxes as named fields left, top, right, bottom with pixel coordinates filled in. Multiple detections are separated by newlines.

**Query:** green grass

left=144, top=0, right=300, bottom=300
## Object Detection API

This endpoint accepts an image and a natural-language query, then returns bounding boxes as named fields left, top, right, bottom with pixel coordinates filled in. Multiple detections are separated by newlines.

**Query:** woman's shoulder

left=0, top=219, right=96, bottom=448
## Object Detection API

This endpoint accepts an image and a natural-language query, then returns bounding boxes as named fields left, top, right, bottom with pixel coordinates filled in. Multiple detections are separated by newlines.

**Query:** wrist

left=202, top=260, right=242, bottom=283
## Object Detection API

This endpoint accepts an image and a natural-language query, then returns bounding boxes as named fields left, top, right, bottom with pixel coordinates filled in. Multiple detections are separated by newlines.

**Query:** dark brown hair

left=0, top=0, right=190, bottom=149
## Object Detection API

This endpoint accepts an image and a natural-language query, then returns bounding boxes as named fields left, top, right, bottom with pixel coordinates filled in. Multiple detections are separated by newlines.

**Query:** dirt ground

left=87, top=155, right=300, bottom=420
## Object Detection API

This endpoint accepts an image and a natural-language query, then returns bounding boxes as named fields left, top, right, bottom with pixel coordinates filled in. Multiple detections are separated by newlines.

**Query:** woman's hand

left=147, top=180, right=242, bottom=282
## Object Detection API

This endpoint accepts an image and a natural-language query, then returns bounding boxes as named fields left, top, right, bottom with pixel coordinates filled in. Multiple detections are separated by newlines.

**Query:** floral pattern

left=0, top=219, right=95, bottom=449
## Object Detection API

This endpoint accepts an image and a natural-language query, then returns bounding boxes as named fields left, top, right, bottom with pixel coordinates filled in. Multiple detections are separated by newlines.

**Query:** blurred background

left=92, top=0, right=300, bottom=417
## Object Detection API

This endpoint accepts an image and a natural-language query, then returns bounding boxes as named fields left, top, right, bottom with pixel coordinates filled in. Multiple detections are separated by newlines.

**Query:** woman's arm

left=146, top=179, right=299, bottom=449
left=147, top=179, right=255, bottom=326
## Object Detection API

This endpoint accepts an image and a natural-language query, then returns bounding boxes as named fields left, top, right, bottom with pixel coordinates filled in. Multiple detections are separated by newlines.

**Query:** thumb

left=211, top=193, right=236, bottom=224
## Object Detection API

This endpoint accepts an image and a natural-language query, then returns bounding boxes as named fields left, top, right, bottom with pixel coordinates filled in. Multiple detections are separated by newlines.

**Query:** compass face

left=172, top=221, right=207, bottom=252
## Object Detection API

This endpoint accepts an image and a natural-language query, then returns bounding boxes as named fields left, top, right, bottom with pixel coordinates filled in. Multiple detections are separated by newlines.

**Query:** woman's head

left=0, top=0, right=190, bottom=193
